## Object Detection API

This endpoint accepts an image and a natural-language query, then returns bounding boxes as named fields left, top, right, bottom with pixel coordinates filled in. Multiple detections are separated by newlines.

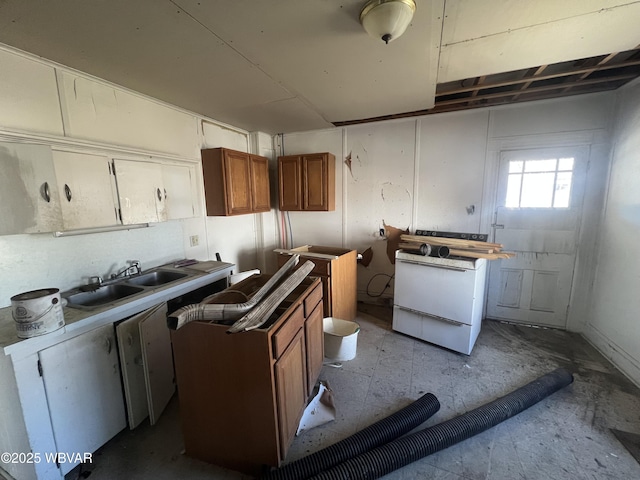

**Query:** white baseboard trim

left=583, top=323, right=640, bottom=389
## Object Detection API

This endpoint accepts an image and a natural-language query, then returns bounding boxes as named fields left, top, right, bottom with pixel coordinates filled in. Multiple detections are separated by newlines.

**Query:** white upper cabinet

left=0, top=49, right=64, bottom=136
left=52, top=150, right=120, bottom=230
left=114, top=159, right=167, bottom=224
left=162, top=164, right=196, bottom=220
left=0, top=141, right=197, bottom=235
left=0, top=142, right=63, bottom=235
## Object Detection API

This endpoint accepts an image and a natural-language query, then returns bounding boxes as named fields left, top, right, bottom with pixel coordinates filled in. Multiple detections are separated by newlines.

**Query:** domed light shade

left=360, top=0, right=417, bottom=44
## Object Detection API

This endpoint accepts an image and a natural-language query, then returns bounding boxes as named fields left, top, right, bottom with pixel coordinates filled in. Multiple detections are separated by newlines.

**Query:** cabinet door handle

left=105, top=337, right=112, bottom=354
left=157, top=188, right=162, bottom=202
left=64, top=184, right=72, bottom=202
left=164, top=188, right=167, bottom=200
left=41, top=182, right=51, bottom=203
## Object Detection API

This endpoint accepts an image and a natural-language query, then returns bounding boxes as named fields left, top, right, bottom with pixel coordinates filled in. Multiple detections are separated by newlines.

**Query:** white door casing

left=486, top=147, right=588, bottom=329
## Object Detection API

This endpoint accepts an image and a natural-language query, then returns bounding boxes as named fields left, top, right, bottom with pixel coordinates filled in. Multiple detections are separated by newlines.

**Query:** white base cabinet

left=38, top=323, right=126, bottom=475
left=393, top=252, right=487, bottom=355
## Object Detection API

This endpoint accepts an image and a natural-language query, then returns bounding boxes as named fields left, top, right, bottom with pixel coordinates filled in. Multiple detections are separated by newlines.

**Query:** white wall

left=281, top=93, right=613, bottom=315
left=0, top=45, right=271, bottom=308
left=584, top=80, right=640, bottom=387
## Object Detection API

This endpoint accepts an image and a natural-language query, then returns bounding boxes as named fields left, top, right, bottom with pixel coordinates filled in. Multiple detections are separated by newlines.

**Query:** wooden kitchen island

left=171, top=274, right=324, bottom=475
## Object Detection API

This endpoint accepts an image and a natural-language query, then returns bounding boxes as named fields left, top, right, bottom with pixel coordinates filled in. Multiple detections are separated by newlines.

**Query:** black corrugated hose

left=261, top=392, right=440, bottom=480
left=307, top=368, right=573, bottom=480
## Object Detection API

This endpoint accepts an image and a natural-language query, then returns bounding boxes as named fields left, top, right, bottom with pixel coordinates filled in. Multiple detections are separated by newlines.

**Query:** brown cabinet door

left=278, top=156, right=302, bottom=211
left=305, top=302, right=324, bottom=396
left=223, top=150, right=253, bottom=215
left=303, top=154, right=328, bottom=210
left=250, top=155, right=271, bottom=212
left=274, top=329, right=307, bottom=456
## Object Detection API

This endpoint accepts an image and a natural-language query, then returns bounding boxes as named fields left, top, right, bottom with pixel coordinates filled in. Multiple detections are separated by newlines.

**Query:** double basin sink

left=63, top=269, right=192, bottom=310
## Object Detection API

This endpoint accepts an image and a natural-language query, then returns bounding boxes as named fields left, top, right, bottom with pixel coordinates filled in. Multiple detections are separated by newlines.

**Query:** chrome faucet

left=111, top=260, right=142, bottom=280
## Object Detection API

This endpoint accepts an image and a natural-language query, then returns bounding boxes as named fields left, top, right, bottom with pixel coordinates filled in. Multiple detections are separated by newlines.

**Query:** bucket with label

left=11, top=288, right=66, bottom=339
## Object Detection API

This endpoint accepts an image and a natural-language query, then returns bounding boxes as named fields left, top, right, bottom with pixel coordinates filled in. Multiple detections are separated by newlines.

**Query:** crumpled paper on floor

left=296, top=382, right=336, bottom=435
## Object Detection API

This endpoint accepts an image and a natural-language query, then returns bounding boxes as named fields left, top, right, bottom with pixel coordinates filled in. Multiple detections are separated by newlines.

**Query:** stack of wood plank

left=400, top=234, right=516, bottom=260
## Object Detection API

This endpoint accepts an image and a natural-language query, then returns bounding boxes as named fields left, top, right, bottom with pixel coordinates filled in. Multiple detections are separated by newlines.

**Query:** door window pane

left=524, top=159, right=556, bottom=173
left=505, top=157, right=574, bottom=208
left=554, top=172, right=572, bottom=207
left=505, top=174, right=522, bottom=207
left=558, top=158, right=574, bottom=170
left=521, top=172, right=554, bottom=207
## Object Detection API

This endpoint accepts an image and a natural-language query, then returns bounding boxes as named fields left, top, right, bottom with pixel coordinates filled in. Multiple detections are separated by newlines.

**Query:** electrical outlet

left=189, top=235, right=199, bottom=247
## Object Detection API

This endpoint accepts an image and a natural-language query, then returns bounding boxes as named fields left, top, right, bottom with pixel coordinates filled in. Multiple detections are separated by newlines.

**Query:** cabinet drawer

left=272, top=304, right=304, bottom=359
left=304, top=282, right=323, bottom=317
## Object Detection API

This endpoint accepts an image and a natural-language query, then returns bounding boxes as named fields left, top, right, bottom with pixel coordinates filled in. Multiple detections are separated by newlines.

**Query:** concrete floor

left=69, top=308, right=640, bottom=480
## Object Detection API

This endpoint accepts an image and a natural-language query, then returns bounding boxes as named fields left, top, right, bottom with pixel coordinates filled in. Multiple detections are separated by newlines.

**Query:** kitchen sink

left=125, top=269, right=188, bottom=287
left=65, top=284, right=145, bottom=308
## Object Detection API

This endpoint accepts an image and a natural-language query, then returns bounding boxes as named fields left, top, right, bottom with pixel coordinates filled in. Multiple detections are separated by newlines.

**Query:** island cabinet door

left=274, top=328, right=307, bottom=456
left=38, top=324, right=126, bottom=475
left=305, top=301, right=324, bottom=396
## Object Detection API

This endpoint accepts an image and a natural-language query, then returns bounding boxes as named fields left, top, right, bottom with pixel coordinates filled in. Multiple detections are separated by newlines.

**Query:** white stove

left=392, top=251, right=487, bottom=355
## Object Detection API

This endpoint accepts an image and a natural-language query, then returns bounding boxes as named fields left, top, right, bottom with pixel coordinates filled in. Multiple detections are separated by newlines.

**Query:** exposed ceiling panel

left=438, top=0, right=640, bottom=83
left=334, top=48, right=640, bottom=125
left=0, top=0, right=638, bottom=133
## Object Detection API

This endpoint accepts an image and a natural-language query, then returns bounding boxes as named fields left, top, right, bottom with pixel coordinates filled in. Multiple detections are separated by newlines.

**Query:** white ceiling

left=0, top=0, right=638, bottom=134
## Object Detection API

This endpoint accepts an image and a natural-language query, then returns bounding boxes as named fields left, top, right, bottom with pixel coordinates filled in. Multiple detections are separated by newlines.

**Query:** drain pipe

left=261, top=392, right=440, bottom=480
left=309, top=368, right=573, bottom=480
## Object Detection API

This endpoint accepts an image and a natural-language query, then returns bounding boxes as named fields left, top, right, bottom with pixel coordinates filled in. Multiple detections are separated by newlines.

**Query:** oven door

left=394, top=258, right=478, bottom=325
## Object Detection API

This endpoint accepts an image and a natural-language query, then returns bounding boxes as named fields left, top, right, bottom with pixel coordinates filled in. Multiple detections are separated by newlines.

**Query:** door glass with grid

left=505, top=157, right=575, bottom=208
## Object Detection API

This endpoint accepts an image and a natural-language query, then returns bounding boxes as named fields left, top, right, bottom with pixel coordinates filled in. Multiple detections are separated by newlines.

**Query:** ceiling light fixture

left=360, top=0, right=416, bottom=44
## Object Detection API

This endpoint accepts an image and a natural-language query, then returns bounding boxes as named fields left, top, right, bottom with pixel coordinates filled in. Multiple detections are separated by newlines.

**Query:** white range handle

left=396, top=259, right=468, bottom=272
left=396, top=305, right=465, bottom=326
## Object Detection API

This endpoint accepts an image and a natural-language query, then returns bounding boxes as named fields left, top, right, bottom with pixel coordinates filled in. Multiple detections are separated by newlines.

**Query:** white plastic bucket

left=323, top=317, right=360, bottom=361
left=11, top=288, right=66, bottom=339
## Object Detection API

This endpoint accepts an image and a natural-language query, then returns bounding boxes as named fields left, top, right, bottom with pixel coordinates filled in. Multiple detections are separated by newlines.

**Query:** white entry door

left=486, top=147, right=587, bottom=329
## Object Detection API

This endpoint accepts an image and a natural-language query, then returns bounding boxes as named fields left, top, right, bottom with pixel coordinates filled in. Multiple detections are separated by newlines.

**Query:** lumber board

left=401, top=234, right=503, bottom=250
left=449, top=249, right=516, bottom=260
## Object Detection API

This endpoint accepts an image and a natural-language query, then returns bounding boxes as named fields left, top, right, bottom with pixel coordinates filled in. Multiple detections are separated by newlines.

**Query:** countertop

left=0, top=260, right=234, bottom=359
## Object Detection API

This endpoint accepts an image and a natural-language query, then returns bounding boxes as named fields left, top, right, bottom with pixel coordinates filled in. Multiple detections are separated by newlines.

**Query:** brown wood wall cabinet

left=170, top=275, right=323, bottom=475
left=278, top=152, right=335, bottom=211
left=277, top=246, right=357, bottom=321
left=201, top=147, right=271, bottom=216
